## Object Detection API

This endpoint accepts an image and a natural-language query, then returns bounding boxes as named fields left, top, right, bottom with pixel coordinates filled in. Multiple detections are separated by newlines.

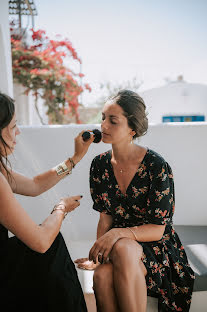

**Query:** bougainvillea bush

left=11, top=24, right=91, bottom=124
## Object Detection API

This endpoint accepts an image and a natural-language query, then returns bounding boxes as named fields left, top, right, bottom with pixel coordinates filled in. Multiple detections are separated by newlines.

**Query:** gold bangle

left=127, top=227, right=138, bottom=241
left=54, top=161, right=72, bottom=176
left=51, top=204, right=68, bottom=219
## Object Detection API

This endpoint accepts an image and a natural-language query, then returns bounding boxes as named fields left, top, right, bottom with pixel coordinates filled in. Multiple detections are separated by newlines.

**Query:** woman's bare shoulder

left=0, top=172, right=13, bottom=199
left=0, top=171, right=9, bottom=186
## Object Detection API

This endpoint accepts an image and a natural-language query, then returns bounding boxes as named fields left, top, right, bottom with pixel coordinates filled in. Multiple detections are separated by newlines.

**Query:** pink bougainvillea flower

left=10, top=22, right=91, bottom=124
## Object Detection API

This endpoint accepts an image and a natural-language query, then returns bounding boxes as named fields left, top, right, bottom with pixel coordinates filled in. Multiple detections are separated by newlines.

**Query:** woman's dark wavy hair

left=0, top=92, right=15, bottom=181
left=108, top=89, right=148, bottom=139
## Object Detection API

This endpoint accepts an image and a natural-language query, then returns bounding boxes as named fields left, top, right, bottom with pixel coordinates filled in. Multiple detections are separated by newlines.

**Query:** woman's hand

left=72, top=130, right=95, bottom=164
left=59, top=195, right=82, bottom=214
left=74, top=258, right=100, bottom=271
left=89, top=229, right=121, bottom=264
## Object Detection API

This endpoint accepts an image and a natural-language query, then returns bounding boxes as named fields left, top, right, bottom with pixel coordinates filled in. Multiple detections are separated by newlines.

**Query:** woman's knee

left=111, top=238, right=143, bottom=262
left=93, top=263, right=113, bottom=291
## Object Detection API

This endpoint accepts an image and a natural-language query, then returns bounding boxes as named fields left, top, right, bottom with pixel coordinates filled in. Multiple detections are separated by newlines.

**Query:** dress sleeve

left=146, top=160, right=175, bottom=225
left=90, top=157, right=111, bottom=215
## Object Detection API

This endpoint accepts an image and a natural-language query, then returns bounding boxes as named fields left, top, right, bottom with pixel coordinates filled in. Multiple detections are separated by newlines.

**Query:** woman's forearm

left=97, top=214, right=113, bottom=239
left=12, top=156, right=76, bottom=196
left=33, top=153, right=85, bottom=196
left=37, top=209, right=65, bottom=253
left=97, top=219, right=111, bottom=239
left=115, top=224, right=165, bottom=242
left=33, top=158, right=74, bottom=196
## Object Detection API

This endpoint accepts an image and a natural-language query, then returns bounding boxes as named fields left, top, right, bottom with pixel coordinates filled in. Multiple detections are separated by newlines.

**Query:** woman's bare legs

left=93, top=263, right=119, bottom=312
left=110, top=238, right=147, bottom=312
left=93, top=238, right=147, bottom=312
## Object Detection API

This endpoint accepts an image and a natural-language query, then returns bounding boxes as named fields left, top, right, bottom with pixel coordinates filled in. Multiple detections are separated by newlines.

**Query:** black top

left=0, top=223, right=87, bottom=311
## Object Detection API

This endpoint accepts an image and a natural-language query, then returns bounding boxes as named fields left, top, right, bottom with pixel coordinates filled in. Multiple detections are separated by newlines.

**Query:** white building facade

left=140, top=78, right=207, bottom=124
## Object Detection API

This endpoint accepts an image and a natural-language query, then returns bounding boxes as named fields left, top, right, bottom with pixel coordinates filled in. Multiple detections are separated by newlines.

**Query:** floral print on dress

left=90, top=149, right=195, bottom=311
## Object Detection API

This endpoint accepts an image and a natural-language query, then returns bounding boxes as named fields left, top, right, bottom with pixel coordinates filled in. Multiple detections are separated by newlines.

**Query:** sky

left=24, top=0, right=207, bottom=106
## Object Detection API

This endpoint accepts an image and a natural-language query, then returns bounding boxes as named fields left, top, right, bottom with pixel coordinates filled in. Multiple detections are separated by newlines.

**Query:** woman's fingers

left=89, top=243, right=99, bottom=263
left=89, top=243, right=105, bottom=264
left=71, top=195, right=83, bottom=202
left=77, top=261, right=97, bottom=271
left=89, top=240, right=113, bottom=264
left=74, top=257, right=88, bottom=264
left=60, top=195, right=83, bottom=213
left=102, top=248, right=111, bottom=263
left=78, top=265, right=93, bottom=271
left=75, top=258, right=97, bottom=270
left=73, top=131, right=95, bottom=162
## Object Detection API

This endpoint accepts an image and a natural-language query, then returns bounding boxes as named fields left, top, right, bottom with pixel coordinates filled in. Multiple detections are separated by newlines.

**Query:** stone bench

left=64, top=225, right=207, bottom=312
left=175, top=226, right=207, bottom=293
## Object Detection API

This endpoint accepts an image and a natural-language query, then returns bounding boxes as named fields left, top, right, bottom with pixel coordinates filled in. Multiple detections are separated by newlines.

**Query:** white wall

left=9, top=123, right=207, bottom=244
left=0, top=0, right=13, bottom=96
left=13, top=84, right=30, bottom=124
left=13, top=84, right=48, bottom=125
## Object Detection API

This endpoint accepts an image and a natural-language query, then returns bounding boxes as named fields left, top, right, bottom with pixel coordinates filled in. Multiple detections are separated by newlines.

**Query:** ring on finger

left=98, top=252, right=103, bottom=263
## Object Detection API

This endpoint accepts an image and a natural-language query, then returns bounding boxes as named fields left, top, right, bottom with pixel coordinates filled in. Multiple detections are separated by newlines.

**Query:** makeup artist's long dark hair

left=0, top=92, right=15, bottom=181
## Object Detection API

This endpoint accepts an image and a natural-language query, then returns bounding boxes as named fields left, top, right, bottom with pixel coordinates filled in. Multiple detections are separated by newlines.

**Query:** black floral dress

left=90, top=149, right=195, bottom=312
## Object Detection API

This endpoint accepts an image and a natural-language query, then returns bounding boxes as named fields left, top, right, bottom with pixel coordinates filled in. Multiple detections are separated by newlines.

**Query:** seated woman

left=0, top=93, right=95, bottom=312
left=75, top=90, right=195, bottom=312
